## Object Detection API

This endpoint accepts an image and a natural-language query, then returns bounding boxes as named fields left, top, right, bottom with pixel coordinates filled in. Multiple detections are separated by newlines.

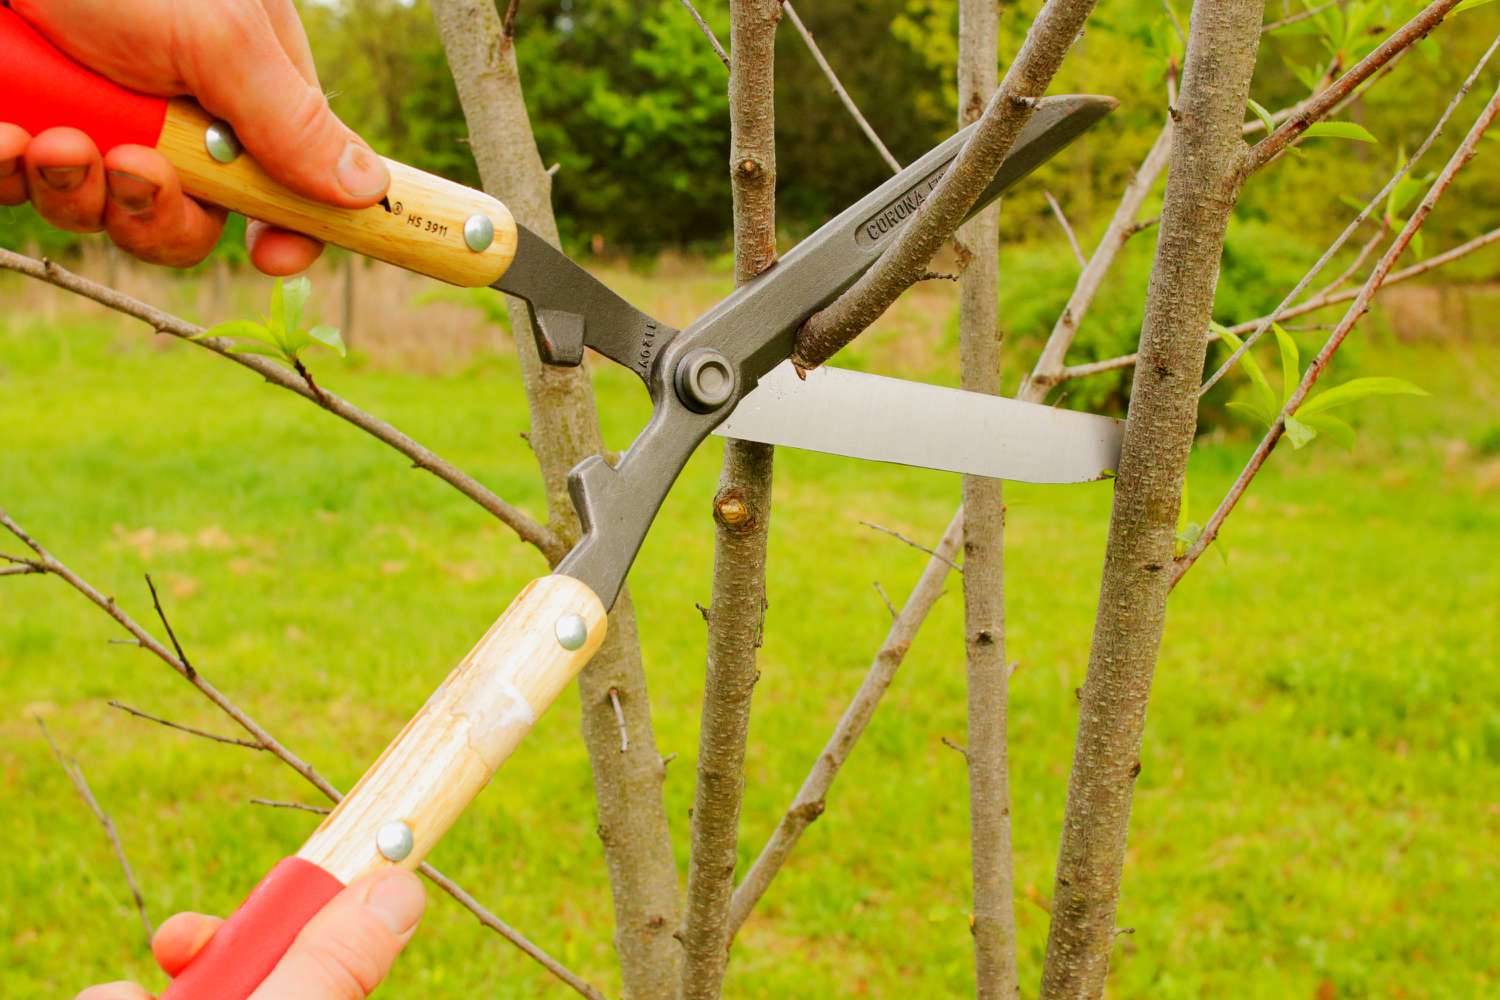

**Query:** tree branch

left=727, top=510, right=964, bottom=936
left=0, top=250, right=562, bottom=562
left=37, top=718, right=154, bottom=944
left=783, top=1, right=902, bottom=173
left=109, top=700, right=266, bottom=750
left=681, top=4, right=781, bottom=997
left=1246, top=0, right=1466, bottom=172
left=2, top=509, right=607, bottom=1000
left=1039, top=2, right=1268, bottom=994
left=1263, top=0, right=1343, bottom=34
left=1176, top=78, right=1500, bottom=582
left=790, top=0, right=1102, bottom=372
left=1045, top=190, right=1087, bottom=269
left=677, top=0, right=730, bottom=69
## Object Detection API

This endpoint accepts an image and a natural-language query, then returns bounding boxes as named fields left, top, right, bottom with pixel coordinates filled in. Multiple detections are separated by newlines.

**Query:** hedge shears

left=1, top=9, right=1118, bottom=997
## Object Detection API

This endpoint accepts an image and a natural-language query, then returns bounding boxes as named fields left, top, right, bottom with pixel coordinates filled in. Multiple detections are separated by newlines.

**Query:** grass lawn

left=1, top=262, right=1496, bottom=999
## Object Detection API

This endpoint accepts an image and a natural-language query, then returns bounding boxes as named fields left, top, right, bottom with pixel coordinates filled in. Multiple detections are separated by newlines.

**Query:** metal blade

left=714, top=362, right=1122, bottom=483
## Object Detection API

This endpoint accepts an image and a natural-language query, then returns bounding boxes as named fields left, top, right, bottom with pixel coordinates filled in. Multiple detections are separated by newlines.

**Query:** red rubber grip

left=0, top=7, right=168, bottom=151
left=160, top=857, right=345, bottom=1000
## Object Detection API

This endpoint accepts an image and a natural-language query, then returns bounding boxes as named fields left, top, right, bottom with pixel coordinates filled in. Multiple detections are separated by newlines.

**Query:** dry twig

left=784, top=1, right=903, bottom=173
left=109, top=700, right=265, bottom=750
left=678, top=0, right=730, bottom=69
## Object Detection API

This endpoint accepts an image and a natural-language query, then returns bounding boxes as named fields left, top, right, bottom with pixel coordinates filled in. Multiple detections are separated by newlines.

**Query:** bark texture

left=790, top=0, right=1100, bottom=371
left=429, top=5, right=682, bottom=996
left=679, top=4, right=781, bottom=998
left=957, top=2, right=1017, bottom=996
left=1037, top=2, right=1265, bottom=997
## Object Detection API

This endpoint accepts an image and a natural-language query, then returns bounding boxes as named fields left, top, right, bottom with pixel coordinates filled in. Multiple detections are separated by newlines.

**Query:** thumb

left=248, top=868, right=426, bottom=1000
left=177, top=2, right=389, bottom=208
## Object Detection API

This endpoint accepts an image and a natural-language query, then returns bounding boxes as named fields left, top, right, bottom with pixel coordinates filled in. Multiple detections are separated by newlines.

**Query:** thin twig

left=1, top=561, right=43, bottom=576
left=2, top=510, right=607, bottom=1000
left=677, top=0, right=730, bottom=69
left=1054, top=226, right=1500, bottom=383
left=784, top=1, right=903, bottom=173
left=501, top=0, right=521, bottom=39
left=1159, top=0, right=1187, bottom=45
left=144, top=573, right=195, bottom=678
left=1177, top=79, right=1500, bottom=582
left=873, top=580, right=898, bottom=618
left=860, top=520, right=963, bottom=573
left=607, top=688, right=630, bottom=753
left=1263, top=0, right=1342, bottom=33
left=1246, top=0, right=1466, bottom=172
left=250, top=797, right=332, bottom=815
left=0, top=251, right=564, bottom=562
left=1045, top=191, right=1087, bottom=268
left=109, top=700, right=266, bottom=750
left=940, top=735, right=969, bottom=759
left=37, top=718, right=154, bottom=942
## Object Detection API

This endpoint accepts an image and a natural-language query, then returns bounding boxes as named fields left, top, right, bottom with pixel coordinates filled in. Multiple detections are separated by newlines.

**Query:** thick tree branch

left=38, top=718, right=154, bottom=943
left=1039, top=2, right=1267, bottom=995
left=430, top=7, right=684, bottom=991
left=1246, top=0, right=1466, bottom=172
left=680, top=4, right=781, bottom=998
left=957, top=1, right=1018, bottom=994
left=1177, top=79, right=1500, bottom=582
left=790, top=0, right=1101, bottom=372
left=2, top=509, right=607, bottom=1000
left=0, top=250, right=562, bottom=561
left=727, top=510, right=964, bottom=936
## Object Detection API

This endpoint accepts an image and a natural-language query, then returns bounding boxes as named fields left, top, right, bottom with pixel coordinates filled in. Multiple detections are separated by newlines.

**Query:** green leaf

left=1218, top=328, right=1280, bottom=421
left=1228, top=399, right=1278, bottom=429
left=268, top=278, right=286, bottom=341
left=281, top=276, right=312, bottom=335
left=308, top=325, right=348, bottom=358
left=1298, top=377, right=1429, bottom=416
left=202, top=319, right=271, bottom=343
left=1300, top=412, right=1357, bottom=449
left=1455, top=0, right=1497, bottom=13
left=1272, top=324, right=1300, bottom=406
left=1301, top=121, right=1378, bottom=143
left=1247, top=98, right=1277, bottom=137
left=230, top=342, right=293, bottom=361
left=1284, top=414, right=1317, bottom=449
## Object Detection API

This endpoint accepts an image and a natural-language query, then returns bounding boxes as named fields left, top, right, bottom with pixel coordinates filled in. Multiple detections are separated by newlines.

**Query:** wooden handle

left=159, top=100, right=518, bottom=287
left=297, top=574, right=606, bottom=883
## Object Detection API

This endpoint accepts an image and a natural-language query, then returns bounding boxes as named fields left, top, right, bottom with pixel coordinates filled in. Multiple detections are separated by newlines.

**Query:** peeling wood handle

left=159, top=576, right=608, bottom=1000
left=0, top=7, right=518, bottom=286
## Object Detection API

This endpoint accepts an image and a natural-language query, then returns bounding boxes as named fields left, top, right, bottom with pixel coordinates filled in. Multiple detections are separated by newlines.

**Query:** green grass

left=1, top=284, right=1496, bottom=999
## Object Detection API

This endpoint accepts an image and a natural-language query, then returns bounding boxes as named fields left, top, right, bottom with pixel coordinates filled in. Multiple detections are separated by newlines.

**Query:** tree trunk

left=428, top=5, right=682, bottom=996
left=957, top=2, right=1018, bottom=997
left=1038, top=2, right=1265, bottom=997
left=679, top=3, right=781, bottom=998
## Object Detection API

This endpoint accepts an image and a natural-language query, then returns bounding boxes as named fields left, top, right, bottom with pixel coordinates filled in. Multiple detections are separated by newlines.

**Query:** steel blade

left=714, top=362, right=1122, bottom=483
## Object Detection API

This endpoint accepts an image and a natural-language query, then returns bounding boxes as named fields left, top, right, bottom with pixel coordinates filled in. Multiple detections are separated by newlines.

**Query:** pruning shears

left=1, top=8, right=1117, bottom=997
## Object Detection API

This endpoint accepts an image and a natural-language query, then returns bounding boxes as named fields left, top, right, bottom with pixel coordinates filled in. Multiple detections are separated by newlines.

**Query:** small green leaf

left=1219, top=328, right=1279, bottom=421
left=230, top=342, right=293, bottom=361
left=1455, top=0, right=1496, bottom=13
left=1272, top=324, right=1300, bottom=406
left=308, top=325, right=348, bottom=358
left=1284, top=414, right=1317, bottom=449
left=1298, top=376, right=1428, bottom=416
left=202, top=319, right=271, bottom=343
left=1300, top=412, right=1357, bottom=449
left=1247, top=98, right=1277, bottom=137
left=281, top=276, right=311, bottom=334
left=1301, top=121, right=1378, bottom=143
left=1228, top=399, right=1277, bottom=429
left=268, top=278, right=286, bottom=340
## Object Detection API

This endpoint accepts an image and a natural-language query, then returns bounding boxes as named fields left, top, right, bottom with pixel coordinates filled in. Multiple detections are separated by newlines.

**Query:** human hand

left=74, top=868, right=426, bottom=1000
left=0, top=0, right=389, bottom=274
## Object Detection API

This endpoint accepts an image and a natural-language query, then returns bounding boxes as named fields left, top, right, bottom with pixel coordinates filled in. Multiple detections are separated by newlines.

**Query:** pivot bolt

left=376, top=820, right=414, bottom=862
left=204, top=121, right=242, bottom=164
left=674, top=348, right=737, bottom=413
left=464, top=214, right=495, bottom=252
left=555, top=613, right=589, bottom=651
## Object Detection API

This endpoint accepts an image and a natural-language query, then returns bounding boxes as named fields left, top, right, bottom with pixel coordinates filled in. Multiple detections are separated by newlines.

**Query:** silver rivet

left=555, top=613, right=588, bottom=651
left=204, top=121, right=242, bottom=164
left=376, top=820, right=414, bottom=862
left=674, top=348, right=737, bottom=413
left=464, top=213, right=495, bottom=253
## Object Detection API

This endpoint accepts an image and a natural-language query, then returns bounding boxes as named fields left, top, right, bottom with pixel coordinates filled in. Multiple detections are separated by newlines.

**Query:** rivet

left=376, top=820, right=414, bottom=862
left=204, top=121, right=242, bottom=164
left=464, top=213, right=495, bottom=252
left=555, top=613, right=589, bottom=651
left=673, top=348, right=737, bottom=413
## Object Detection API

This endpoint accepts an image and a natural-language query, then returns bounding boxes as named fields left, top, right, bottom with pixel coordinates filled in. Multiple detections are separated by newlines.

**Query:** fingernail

left=0, top=158, right=17, bottom=180
left=336, top=141, right=389, bottom=200
left=364, top=870, right=424, bottom=936
left=38, top=165, right=87, bottom=192
left=106, top=170, right=159, bottom=215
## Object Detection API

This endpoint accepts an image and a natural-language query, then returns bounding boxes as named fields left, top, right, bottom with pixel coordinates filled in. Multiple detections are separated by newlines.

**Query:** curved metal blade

left=716, top=362, right=1122, bottom=483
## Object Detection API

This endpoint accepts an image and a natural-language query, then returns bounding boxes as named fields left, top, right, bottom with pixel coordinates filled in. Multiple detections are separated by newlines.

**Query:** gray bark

left=679, top=4, right=781, bottom=998
left=1038, top=1, right=1266, bottom=996
left=429, top=5, right=682, bottom=996
left=957, top=2, right=1018, bottom=997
